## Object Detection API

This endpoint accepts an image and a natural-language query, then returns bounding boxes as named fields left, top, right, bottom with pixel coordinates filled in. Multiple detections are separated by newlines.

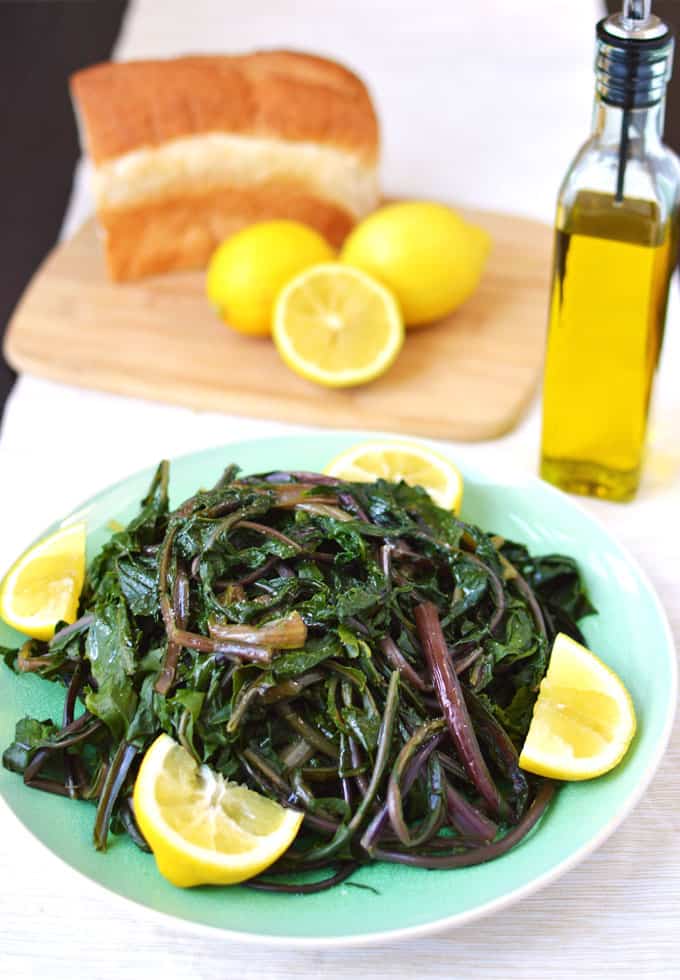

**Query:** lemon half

left=133, top=734, right=303, bottom=887
left=273, top=263, right=404, bottom=388
left=519, top=633, right=637, bottom=781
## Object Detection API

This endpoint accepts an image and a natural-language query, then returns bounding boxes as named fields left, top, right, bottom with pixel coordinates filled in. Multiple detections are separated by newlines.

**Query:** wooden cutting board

left=4, top=209, right=552, bottom=441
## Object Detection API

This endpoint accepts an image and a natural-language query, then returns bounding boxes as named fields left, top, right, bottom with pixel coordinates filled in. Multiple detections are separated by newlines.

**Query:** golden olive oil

left=540, top=190, right=676, bottom=501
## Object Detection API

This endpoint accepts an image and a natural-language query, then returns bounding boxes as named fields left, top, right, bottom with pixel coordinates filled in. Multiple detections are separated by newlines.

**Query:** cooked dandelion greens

left=1, top=461, right=594, bottom=890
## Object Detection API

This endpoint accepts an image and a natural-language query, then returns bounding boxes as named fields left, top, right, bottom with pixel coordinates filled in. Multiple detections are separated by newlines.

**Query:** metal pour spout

left=605, top=0, right=666, bottom=41
left=622, top=0, right=652, bottom=30
left=597, top=1, right=672, bottom=199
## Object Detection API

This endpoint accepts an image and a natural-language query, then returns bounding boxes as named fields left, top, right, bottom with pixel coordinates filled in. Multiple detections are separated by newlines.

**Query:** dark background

left=0, top=0, right=678, bottom=419
left=0, top=1, right=129, bottom=416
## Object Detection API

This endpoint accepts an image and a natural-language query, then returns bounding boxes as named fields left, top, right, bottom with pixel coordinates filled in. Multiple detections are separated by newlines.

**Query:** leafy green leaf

left=273, top=636, right=341, bottom=679
left=126, top=460, right=170, bottom=544
left=1, top=717, right=59, bottom=773
left=84, top=589, right=139, bottom=739
left=340, top=706, right=380, bottom=754
left=117, top=555, right=159, bottom=616
left=1, top=645, right=18, bottom=671
left=126, top=675, right=158, bottom=749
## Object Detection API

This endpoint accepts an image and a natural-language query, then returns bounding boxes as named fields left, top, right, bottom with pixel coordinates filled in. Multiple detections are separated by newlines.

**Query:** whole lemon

left=340, top=202, right=491, bottom=327
left=206, top=221, right=335, bottom=336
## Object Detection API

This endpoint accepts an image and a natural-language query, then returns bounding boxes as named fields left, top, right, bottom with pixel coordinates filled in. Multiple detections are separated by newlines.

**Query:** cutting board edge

left=3, top=230, right=68, bottom=373
left=2, top=334, right=542, bottom=444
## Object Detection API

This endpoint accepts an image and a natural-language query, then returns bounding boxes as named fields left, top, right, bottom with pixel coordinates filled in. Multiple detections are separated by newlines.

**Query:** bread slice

left=70, top=52, right=380, bottom=281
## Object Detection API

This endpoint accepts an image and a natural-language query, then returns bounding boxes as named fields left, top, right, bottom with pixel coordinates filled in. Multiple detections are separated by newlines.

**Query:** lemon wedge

left=272, top=262, right=404, bottom=387
left=519, top=633, right=637, bottom=781
left=325, top=439, right=463, bottom=512
left=133, top=734, right=303, bottom=887
left=0, top=522, right=86, bottom=641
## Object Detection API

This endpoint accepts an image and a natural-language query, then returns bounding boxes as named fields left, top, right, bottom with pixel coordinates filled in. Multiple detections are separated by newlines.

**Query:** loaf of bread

left=70, top=51, right=380, bottom=281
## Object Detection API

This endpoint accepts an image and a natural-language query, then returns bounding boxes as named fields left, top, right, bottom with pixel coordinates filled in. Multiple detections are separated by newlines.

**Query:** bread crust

left=100, top=179, right=356, bottom=280
left=71, top=51, right=379, bottom=280
left=71, top=51, right=379, bottom=166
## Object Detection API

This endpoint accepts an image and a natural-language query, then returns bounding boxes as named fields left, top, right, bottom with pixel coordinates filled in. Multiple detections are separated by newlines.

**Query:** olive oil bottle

left=540, top=1, right=680, bottom=501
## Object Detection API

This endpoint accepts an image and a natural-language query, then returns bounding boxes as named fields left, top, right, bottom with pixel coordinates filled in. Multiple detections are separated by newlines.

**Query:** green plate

left=0, top=434, right=676, bottom=946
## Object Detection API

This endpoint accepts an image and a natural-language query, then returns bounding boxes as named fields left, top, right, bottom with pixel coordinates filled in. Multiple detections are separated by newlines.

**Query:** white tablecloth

left=2, top=2, right=680, bottom=977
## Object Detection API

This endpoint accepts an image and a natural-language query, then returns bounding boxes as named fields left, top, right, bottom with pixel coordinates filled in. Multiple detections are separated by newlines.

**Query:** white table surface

left=2, top=1, right=680, bottom=977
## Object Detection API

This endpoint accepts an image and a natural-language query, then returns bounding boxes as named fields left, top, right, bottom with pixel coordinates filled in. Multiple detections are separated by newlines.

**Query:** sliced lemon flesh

left=519, top=633, right=637, bottom=781
left=0, top=522, right=86, bottom=641
left=272, top=262, right=404, bottom=387
left=325, top=439, right=463, bottom=512
left=133, top=734, right=303, bottom=887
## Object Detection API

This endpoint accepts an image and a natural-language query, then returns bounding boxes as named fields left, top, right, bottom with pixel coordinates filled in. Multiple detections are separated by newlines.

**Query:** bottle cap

left=596, top=1, right=674, bottom=107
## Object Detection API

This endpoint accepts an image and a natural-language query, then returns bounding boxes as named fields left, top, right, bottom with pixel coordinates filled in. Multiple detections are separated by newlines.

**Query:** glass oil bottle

left=540, top=0, right=680, bottom=501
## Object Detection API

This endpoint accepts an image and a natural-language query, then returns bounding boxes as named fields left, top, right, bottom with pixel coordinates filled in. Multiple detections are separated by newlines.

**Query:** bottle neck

left=591, top=94, right=666, bottom=150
